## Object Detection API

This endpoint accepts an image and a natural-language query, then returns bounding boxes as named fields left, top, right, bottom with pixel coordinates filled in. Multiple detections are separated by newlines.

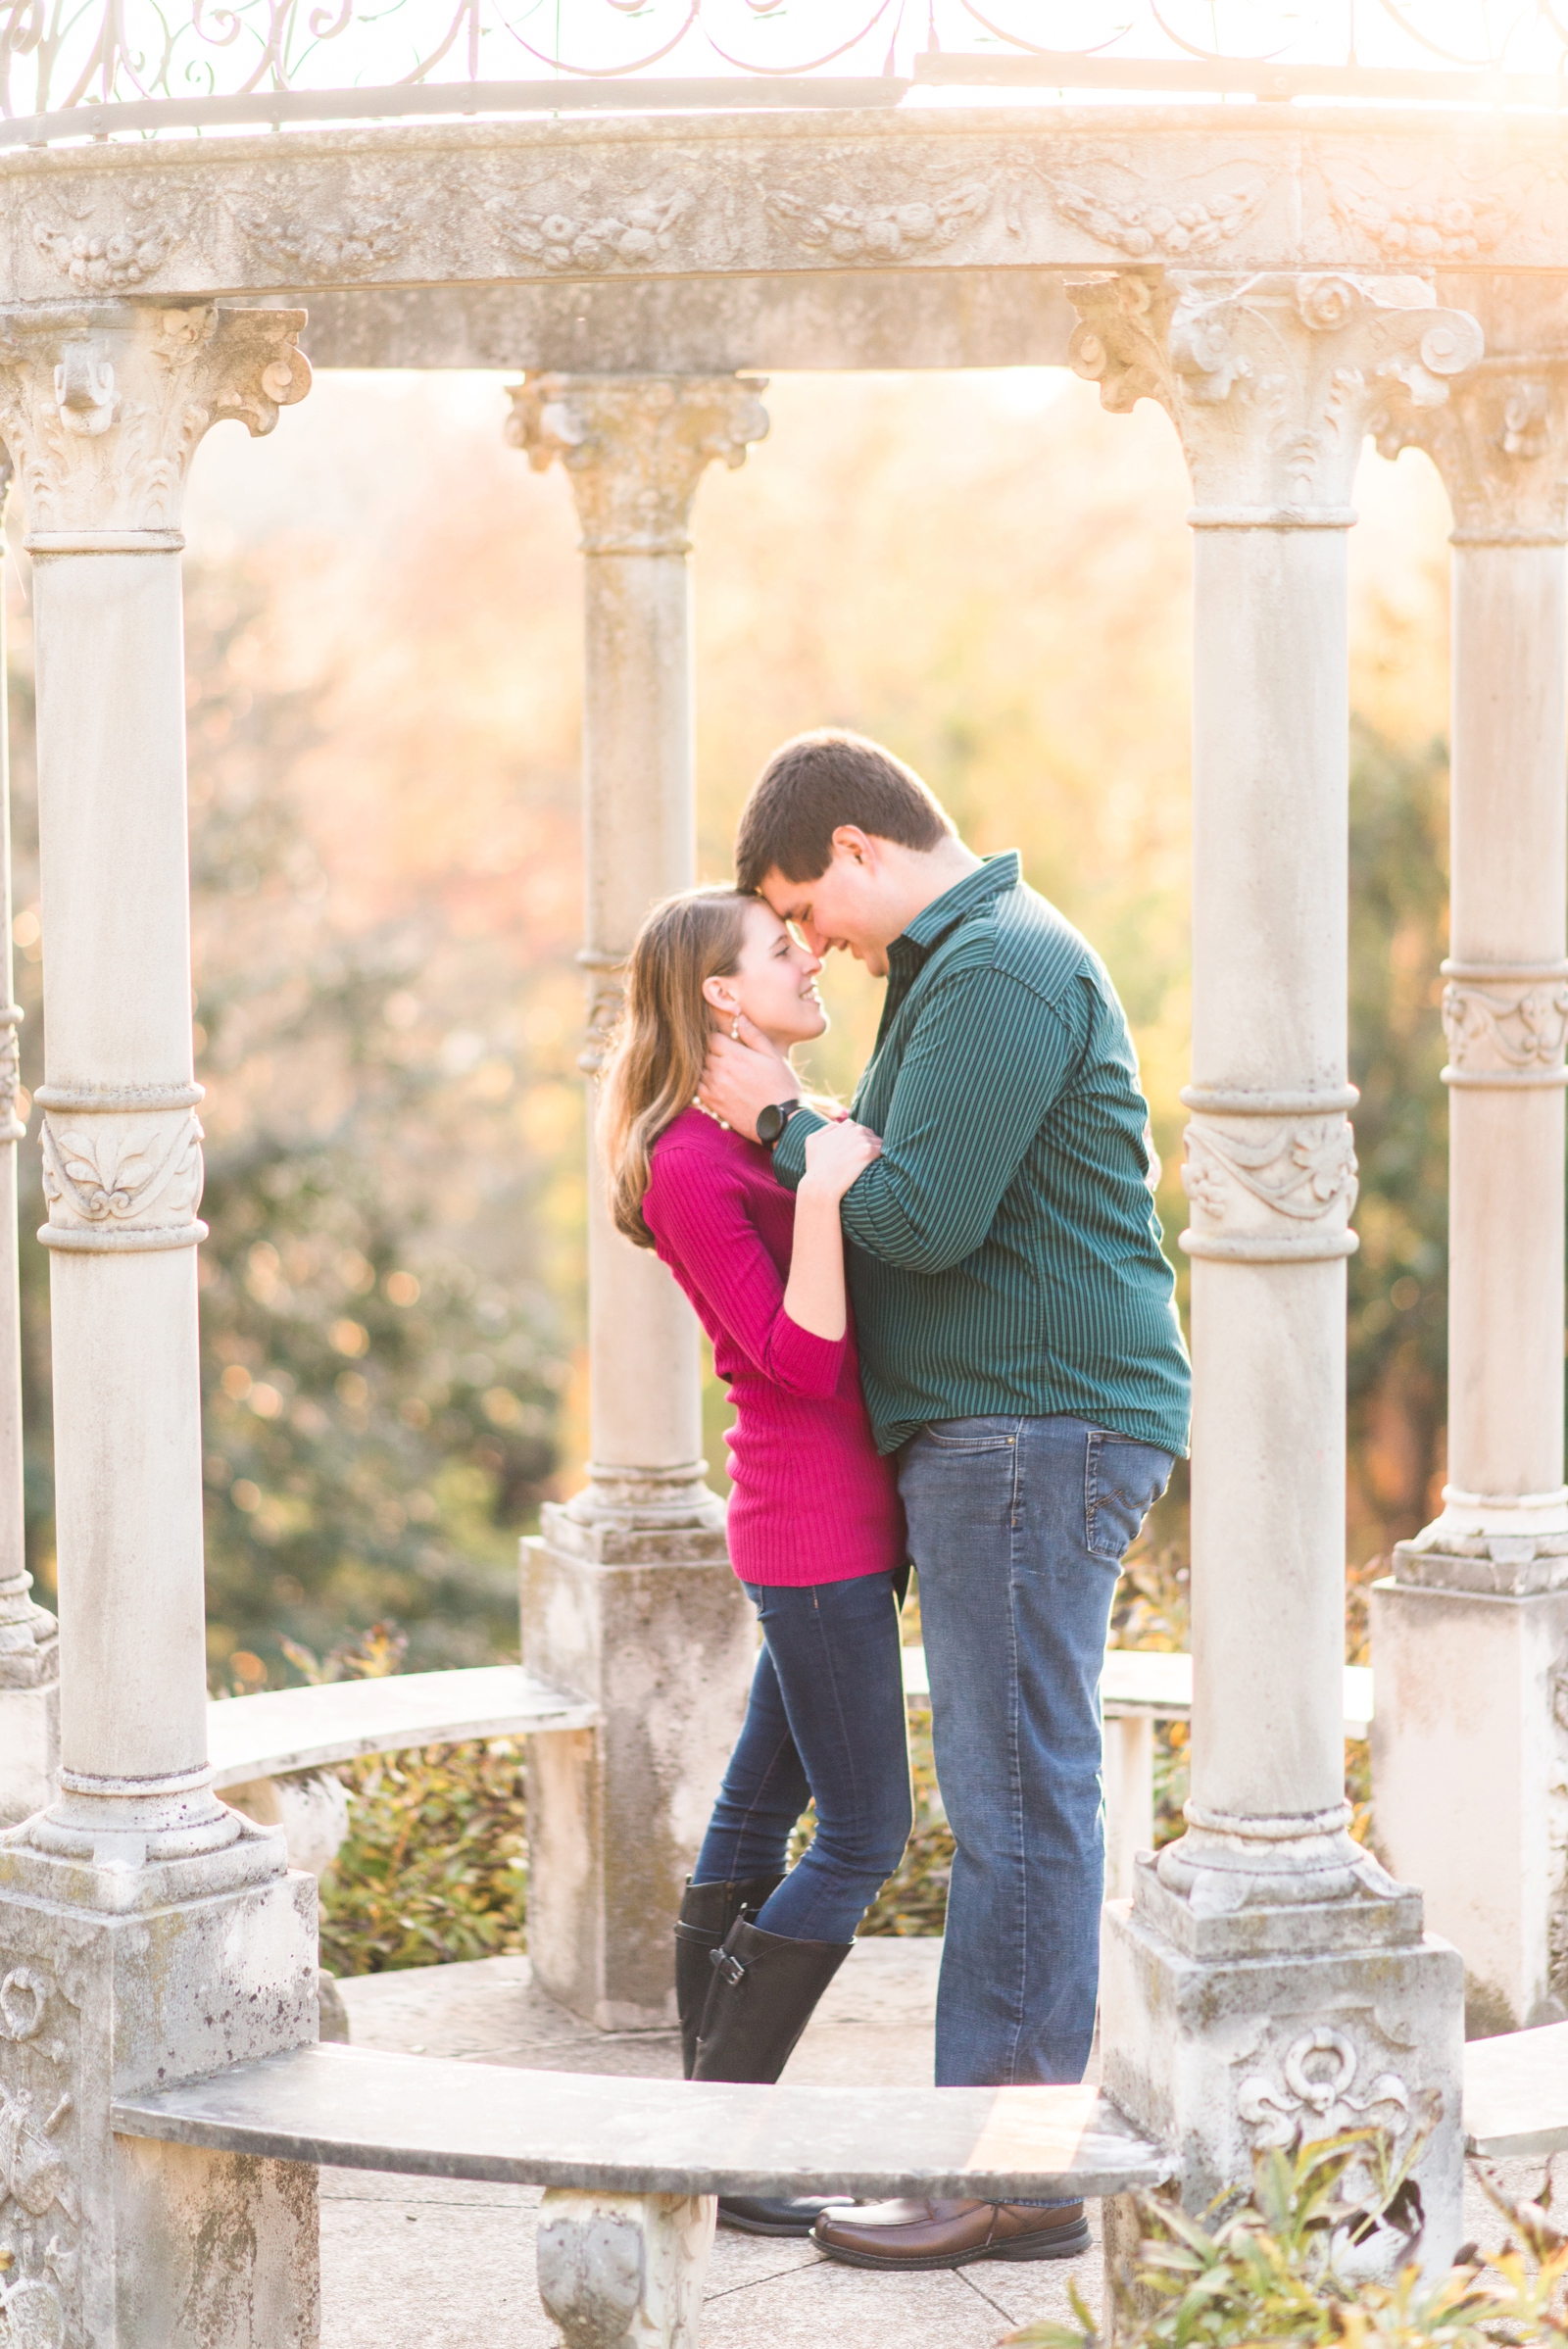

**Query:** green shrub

left=318, top=1737, right=528, bottom=1977
left=1009, top=2128, right=1568, bottom=2349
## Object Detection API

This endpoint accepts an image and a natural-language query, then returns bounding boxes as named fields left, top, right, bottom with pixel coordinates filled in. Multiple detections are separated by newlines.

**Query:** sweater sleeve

left=644, top=1145, right=848, bottom=1399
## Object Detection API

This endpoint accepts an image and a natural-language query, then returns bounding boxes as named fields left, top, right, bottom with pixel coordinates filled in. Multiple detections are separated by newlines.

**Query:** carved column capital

left=504, top=372, right=768, bottom=555
left=1068, top=271, right=1482, bottom=520
left=1375, top=351, right=1568, bottom=545
left=0, top=302, right=310, bottom=543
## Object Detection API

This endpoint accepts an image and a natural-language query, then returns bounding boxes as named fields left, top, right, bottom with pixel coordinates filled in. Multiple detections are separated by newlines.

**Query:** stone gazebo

left=0, top=28, right=1564, bottom=2342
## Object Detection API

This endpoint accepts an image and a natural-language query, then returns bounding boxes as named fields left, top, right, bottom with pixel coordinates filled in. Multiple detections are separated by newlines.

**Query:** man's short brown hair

left=734, top=730, right=954, bottom=894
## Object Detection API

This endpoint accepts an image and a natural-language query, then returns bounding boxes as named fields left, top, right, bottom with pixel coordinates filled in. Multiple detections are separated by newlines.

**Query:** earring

left=730, top=1015, right=741, bottom=1041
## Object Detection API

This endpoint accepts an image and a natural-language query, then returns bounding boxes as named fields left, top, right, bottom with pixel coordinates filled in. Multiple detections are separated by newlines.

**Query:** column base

left=1374, top=1561, right=1568, bottom=2032
left=0, top=1806, right=286, bottom=1917
left=519, top=1491, right=754, bottom=2031
left=1102, top=1866, right=1464, bottom=2273
left=0, top=1868, right=318, bottom=2347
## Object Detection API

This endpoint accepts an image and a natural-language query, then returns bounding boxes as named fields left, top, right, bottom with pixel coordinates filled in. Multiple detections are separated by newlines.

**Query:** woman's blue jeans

left=901, top=1414, right=1173, bottom=2089
left=693, top=1571, right=913, bottom=1945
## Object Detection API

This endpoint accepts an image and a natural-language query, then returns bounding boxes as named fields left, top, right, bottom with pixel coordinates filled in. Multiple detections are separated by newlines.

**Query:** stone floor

left=329, top=1944, right=1553, bottom=2349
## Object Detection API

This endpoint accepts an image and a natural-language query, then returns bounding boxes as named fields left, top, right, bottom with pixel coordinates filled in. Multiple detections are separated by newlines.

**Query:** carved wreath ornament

left=487, top=184, right=699, bottom=272
left=1443, top=979, right=1568, bottom=1074
left=758, top=176, right=996, bottom=262
left=1046, top=172, right=1268, bottom=260
left=1182, top=1117, right=1359, bottom=1226
left=1239, top=2027, right=1412, bottom=2149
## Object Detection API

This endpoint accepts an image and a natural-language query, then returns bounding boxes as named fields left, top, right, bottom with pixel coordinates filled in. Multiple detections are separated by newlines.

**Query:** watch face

left=758, top=1104, right=783, bottom=1144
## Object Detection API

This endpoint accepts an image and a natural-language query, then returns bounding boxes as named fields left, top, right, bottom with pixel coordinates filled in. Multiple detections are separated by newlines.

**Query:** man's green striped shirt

left=772, top=853, right=1192, bottom=1460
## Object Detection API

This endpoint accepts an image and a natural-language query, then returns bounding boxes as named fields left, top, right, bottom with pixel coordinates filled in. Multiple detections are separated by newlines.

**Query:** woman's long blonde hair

left=598, top=886, right=755, bottom=1248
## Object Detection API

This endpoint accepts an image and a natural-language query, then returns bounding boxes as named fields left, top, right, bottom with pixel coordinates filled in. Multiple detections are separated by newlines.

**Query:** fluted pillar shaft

left=0, top=304, right=311, bottom=1909
left=508, top=375, right=765, bottom=2028
left=1071, top=270, right=1475, bottom=2234
left=1372, top=290, right=1568, bottom=2031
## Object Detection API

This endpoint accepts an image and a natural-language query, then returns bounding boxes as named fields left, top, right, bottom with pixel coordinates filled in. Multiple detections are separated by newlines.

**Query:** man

left=701, top=730, right=1191, bottom=2273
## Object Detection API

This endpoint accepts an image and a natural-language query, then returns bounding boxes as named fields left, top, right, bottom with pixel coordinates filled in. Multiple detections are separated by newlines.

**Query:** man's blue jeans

left=900, top=1414, right=1173, bottom=2087
left=692, top=1571, right=913, bottom=1945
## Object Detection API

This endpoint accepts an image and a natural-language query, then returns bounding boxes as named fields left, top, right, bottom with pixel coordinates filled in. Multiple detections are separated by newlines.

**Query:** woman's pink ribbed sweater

left=641, top=1107, right=906, bottom=1586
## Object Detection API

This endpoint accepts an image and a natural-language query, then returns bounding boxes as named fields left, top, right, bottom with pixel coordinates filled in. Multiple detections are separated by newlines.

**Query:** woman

left=598, top=885, right=911, bottom=2233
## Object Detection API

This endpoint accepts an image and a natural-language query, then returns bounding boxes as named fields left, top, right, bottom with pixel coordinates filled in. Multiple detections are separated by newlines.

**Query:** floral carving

left=230, top=200, right=412, bottom=279
left=758, top=176, right=995, bottom=262
left=506, top=373, right=768, bottom=557
left=1068, top=271, right=1483, bottom=513
left=1183, top=1116, right=1359, bottom=1226
left=40, top=1109, right=205, bottom=1248
left=0, top=305, right=310, bottom=536
left=0, top=1009, right=24, bottom=1148
left=486, top=183, right=699, bottom=273
left=1045, top=171, right=1267, bottom=260
left=1328, top=182, right=1518, bottom=265
left=30, top=185, right=190, bottom=293
left=0, top=1957, right=78, bottom=2349
left=1238, top=2027, right=1412, bottom=2150
left=1375, top=354, right=1568, bottom=544
left=1442, top=977, right=1568, bottom=1075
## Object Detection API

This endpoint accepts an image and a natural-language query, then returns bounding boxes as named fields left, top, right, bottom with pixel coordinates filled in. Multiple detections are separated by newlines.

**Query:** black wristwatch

left=756, top=1099, right=802, bottom=1148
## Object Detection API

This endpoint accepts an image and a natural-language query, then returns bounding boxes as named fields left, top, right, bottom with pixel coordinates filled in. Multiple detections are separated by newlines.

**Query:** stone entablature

left=3, top=107, right=1568, bottom=311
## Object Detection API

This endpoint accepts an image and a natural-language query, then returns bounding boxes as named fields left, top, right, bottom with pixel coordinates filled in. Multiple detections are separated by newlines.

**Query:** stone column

left=1370, top=281, right=1568, bottom=2035
left=1069, top=271, right=1477, bottom=2247
left=0, top=302, right=318, bottom=2346
left=0, top=448, right=58, bottom=1825
left=507, top=375, right=765, bottom=2030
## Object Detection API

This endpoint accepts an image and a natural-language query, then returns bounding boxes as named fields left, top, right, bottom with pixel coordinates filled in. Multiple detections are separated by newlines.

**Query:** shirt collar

left=899, top=851, right=1022, bottom=956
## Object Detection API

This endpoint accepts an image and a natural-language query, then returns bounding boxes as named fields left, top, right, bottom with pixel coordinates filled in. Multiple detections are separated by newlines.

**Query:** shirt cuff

left=768, top=1105, right=825, bottom=1190
left=768, top=1310, right=849, bottom=1398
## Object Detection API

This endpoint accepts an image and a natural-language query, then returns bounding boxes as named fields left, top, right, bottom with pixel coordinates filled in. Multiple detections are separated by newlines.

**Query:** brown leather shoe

left=813, top=2196, right=1090, bottom=2270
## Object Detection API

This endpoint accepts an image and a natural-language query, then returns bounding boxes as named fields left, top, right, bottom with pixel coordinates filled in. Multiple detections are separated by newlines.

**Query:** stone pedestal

left=1070, top=269, right=1478, bottom=2248
left=1370, top=286, right=1568, bottom=2032
left=0, top=302, right=318, bottom=2345
left=0, top=1873, right=318, bottom=2347
left=507, top=375, right=767, bottom=2028
left=522, top=1508, right=757, bottom=2031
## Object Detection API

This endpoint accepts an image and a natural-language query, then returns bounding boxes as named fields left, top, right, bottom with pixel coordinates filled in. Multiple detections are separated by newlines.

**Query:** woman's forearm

left=783, top=1181, right=849, bottom=1341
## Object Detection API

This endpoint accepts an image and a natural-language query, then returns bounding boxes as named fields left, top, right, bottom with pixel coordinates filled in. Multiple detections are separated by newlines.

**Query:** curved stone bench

left=114, top=2043, right=1169, bottom=2347
left=211, top=1665, right=598, bottom=1874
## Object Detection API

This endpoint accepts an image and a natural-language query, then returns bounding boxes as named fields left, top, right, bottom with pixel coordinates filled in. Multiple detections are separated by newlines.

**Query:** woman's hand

left=800, top=1119, right=882, bottom=1201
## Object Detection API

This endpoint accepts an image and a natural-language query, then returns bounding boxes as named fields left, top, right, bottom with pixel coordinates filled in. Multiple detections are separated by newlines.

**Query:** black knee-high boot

left=673, top=1876, right=782, bottom=2080
left=693, top=1916, right=858, bottom=2237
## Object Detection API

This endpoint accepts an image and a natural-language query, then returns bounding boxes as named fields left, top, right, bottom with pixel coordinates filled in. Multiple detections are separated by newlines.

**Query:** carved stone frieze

left=1068, top=270, right=1483, bottom=515
left=486, top=178, right=702, bottom=273
left=228, top=190, right=414, bottom=280
left=1181, top=1106, right=1358, bottom=1261
left=505, top=372, right=768, bottom=557
left=0, top=1955, right=79, bottom=2349
left=1043, top=170, right=1268, bottom=261
left=1375, top=351, right=1568, bottom=544
left=1327, top=181, right=1520, bottom=266
left=1236, top=2024, right=1417, bottom=2152
left=1441, top=967, right=1568, bottom=1086
left=37, top=1095, right=207, bottom=1254
left=30, top=183, right=192, bottom=294
left=754, top=168, right=1002, bottom=263
left=0, top=304, right=310, bottom=537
